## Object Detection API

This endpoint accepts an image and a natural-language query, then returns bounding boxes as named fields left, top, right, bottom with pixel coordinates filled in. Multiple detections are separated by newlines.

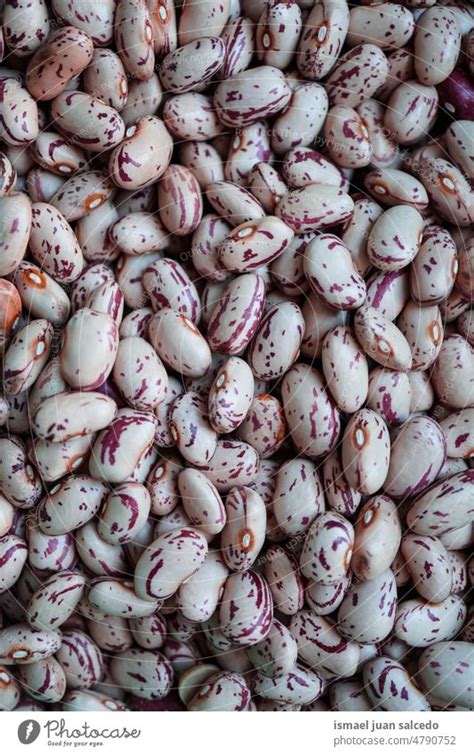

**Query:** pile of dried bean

left=0, top=0, right=473, bottom=713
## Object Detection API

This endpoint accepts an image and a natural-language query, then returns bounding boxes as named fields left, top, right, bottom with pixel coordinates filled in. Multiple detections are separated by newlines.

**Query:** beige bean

left=115, top=0, right=155, bottom=81
left=3, top=0, right=50, bottom=58
left=0, top=624, right=61, bottom=665
left=206, top=180, right=265, bottom=226
left=207, top=273, right=266, bottom=355
left=407, top=469, right=474, bottom=536
left=418, top=156, right=474, bottom=227
left=60, top=309, right=118, bottom=390
left=410, top=225, right=458, bottom=304
left=431, top=335, right=474, bottom=409
left=29, top=202, right=83, bottom=284
left=208, top=356, right=255, bottom=434
left=113, top=336, right=168, bottom=411
left=397, top=301, right=443, bottom=370
left=445, top=120, right=474, bottom=179
left=83, top=48, right=128, bottom=112
left=0, top=81, right=38, bottom=146
left=363, top=656, right=430, bottom=711
left=11, top=262, right=71, bottom=326
left=89, top=408, right=157, bottom=484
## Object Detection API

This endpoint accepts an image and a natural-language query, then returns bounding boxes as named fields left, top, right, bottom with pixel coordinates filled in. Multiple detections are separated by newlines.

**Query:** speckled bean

left=112, top=336, right=168, bottom=412
left=352, top=495, right=402, bottom=580
left=385, top=80, right=439, bottom=145
left=0, top=80, right=39, bottom=146
left=27, top=571, right=86, bottom=630
left=220, top=486, right=266, bottom=572
left=134, top=527, right=208, bottom=600
left=431, top=335, right=474, bottom=409
left=348, top=3, right=415, bottom=49
left=187, top=671, right=251, bottom=712
left=263, top=546, right=303, bottom=616
left=401, top=534, right=453, bottom=602
left=407, top=469, right=474, bottom=536
left=0, top=436, right=42, bottom=509
left=363, top=656, right=430, bottom=711
left=0, top=534, right=27, bottom=593
left=342, top=408, right=391, bottom=494
left=0, top=624, right=61, bottom=666
left=394, top=595, right=466, bottom=647
left=290, top=609, right=360, bottom=678
left=368, top=205, right=423, bottom=271
left=29, top=202, right=83, bottom=283
left=282, top=363, right=341, bottom=458
left=417, top=641, right=473, bottom=709
left=276, top=183, right=354, bottom=233
left=98, top=482, right=151, bottom=545
left=109, top=116, right=173, bottom=190
left=272, top=83, right=328, bottom=155
left=300, top=512, right=354, bottom=585
left=51, top=0, right=116, bottom=47
left=115, top=0, right=155, bottom=81
left=338, top=569, right=398, bottom=643
left=160, top=36, right=225, bottom=94
left=367, top=367, right=412, bottom=425
left=83, top=49, right=128, bottom=111
left=354, top=304, right=413, bottom=371
left=214, top=66, right=292, bottom=127
left=3, top=0, right=49, bottom=58
left=297, top=1, right=350, bottom=81
left=219, top=570, right=273, bottom=647
left=0, top=194, right=32, bottom=277
left=32, top=391, right=117, bottom=442
left=325, top=44, right=389, bottom=107
left=148, top=308, right=212, bottom=378
left=414, top=6, right=461, bottom=85
left=26, top=26, right=93, bottom=101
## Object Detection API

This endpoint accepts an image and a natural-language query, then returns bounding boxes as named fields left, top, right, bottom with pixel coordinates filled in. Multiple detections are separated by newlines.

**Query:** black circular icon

left=18, top=720, right=41, bottom=745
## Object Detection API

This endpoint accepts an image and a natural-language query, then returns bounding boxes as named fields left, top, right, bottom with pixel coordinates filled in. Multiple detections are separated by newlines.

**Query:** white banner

left=2, top=711, right=471, bottom=755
